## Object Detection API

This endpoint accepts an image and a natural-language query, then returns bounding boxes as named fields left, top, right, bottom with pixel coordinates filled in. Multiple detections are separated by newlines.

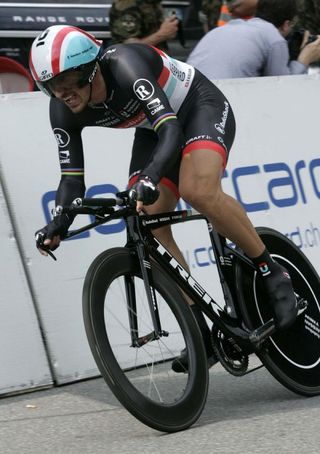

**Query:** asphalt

left=1, top=356, right=320, bottom=454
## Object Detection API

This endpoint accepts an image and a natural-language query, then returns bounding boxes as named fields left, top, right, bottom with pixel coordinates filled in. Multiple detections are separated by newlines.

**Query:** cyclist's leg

left=179, top=148, right=298, bottom=330
left=178, top=79, right=297, bottom=330
left=129, top=128, right=190, bottom=275
left=180, top=150, right=264, bottom=257
left=140, top=180, right=217, bottom=369
left=129, top=129, right=216, bottom=369
left=142, top=183, right=191, bottom=273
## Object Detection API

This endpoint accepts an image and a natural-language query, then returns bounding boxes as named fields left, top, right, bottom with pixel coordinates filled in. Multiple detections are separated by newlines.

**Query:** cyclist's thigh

left=129, top=127, right=181, bottom=201
left=180, top=150, right=225, bottom=198
left=179, top=83, right=236, bottom=194
left=182, top=77, right=236, bottom=171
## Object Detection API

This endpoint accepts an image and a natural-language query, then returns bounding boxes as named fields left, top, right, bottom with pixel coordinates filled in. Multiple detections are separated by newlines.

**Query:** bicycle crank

left=211, top=327, right=249, bottom=376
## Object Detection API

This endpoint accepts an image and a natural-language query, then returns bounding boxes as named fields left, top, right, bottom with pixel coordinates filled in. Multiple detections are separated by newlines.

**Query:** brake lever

left=36, top=232, right=57, bottom=261
left=45, top=249, right=57, bottom=261
left=39, top=244, right=57, bottom=261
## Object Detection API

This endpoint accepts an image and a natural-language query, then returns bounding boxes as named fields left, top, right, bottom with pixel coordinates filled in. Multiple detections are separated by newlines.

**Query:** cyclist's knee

left=180, top=183, right=222, bottom=215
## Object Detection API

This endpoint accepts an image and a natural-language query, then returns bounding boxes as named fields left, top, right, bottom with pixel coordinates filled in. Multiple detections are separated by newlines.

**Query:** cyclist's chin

left=67, top=102, right=86, bottom=113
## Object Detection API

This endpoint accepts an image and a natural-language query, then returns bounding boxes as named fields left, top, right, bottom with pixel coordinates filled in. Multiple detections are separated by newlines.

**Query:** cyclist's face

left=49, top=71, right=90, bottom=113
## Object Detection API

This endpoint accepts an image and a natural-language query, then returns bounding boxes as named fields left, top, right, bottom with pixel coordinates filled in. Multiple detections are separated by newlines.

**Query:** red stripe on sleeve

left=157, top=65, right=170, bottom=88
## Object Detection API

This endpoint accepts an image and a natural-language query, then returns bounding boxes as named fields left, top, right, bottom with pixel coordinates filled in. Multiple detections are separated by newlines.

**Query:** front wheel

left=82, top=247, right=209, bottom=432
left=235, top=227, right=320, bottom=396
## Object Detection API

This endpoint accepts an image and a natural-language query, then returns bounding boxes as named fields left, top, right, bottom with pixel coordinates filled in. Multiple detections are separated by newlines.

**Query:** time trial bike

left=59, top=191, right=320, bottom=433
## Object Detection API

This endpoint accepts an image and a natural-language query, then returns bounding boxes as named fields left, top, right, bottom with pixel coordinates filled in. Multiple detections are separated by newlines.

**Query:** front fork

left=124, top=216, right=168, bottom=347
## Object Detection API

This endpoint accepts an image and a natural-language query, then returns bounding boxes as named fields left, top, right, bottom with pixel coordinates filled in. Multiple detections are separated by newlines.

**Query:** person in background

left=187, top=0, right=320, bottom=79
left=199, top=0, right=256, bottom=33
left=109, top=0, right=179, bottom=52
left=199, top=0, right=225, bottom=33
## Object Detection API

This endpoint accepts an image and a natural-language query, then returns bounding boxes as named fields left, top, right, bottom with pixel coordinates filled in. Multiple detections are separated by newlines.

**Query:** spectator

left=187, top=0, right=320, bottom=79
left=199, top=0, right=225, bottom=32
left=200, top=0, right=256, bottom=33
left=109, top=0, right=178, bottom=52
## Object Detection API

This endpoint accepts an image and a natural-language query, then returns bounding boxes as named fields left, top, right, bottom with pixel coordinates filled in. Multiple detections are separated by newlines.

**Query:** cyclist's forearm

left=56, top=176, right=86, bottom=208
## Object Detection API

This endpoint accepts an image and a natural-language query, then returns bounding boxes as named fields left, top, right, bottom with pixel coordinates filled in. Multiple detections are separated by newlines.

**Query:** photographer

left=187, top=0, right=320, bottom=79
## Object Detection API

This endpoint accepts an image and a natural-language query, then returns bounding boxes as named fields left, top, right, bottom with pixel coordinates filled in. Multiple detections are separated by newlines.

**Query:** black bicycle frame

left=124, top=209, right=276, bottom=350
left=65, top=203, right=277, bottom=350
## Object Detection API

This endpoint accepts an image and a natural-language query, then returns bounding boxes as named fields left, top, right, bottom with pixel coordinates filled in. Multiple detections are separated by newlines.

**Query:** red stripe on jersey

left=149, top=45, right=168, bottom=58
left=183, top=140, right=227, bottom=168
left=149, top=45, right=170, bottom=88
left=157, top=65, right=170, bottom=88
left=161, top=177, right=180, bottom=200
left=116, top=110, right=146, bottom=128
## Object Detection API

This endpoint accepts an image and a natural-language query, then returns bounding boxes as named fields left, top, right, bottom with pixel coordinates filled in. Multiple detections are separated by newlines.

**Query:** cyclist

left=29, top=25, right=298, bottom=372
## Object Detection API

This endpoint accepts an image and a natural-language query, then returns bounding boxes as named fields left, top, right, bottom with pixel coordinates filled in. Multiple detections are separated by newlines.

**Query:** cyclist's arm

left=49, top=98, right=86, bottom=210
left=111, top=46, right=185, bottom=184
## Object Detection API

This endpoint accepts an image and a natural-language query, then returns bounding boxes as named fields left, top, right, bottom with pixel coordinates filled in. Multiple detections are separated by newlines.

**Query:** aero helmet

left=29, top=25, right=102, bottom=96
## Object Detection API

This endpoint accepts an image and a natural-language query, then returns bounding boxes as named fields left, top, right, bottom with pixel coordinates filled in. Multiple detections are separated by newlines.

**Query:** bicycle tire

left=235, top=227, right=320, bottom=396
left=83, top=247, right=209, bottom=432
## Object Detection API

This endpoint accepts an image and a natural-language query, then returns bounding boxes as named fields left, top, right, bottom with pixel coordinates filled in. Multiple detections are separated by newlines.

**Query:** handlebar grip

left=76, top=198, right=117, bottom=208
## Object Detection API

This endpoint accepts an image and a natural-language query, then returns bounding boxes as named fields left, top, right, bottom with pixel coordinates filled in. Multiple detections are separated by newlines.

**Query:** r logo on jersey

left=53, top=128, right=70, bottom=148
left=133, top=79, right=154, bottom=101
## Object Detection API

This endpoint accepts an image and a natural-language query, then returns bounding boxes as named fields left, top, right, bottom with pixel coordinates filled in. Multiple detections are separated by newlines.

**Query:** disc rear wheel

left=235, top=227, right=320, bottom=396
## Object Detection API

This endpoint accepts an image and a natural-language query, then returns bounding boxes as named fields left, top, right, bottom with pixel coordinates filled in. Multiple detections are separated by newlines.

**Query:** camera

left=287, top=29, right=318, bottom=60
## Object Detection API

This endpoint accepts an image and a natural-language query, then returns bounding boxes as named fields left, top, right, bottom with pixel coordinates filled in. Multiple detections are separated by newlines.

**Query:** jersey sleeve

left=49, top=98, right=86, bottom=208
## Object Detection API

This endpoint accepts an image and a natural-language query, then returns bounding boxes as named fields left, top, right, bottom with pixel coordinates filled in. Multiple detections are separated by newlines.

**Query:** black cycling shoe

left=171, top=347, right=218, bottom=373
left=263, top=264, right=298, bottom=330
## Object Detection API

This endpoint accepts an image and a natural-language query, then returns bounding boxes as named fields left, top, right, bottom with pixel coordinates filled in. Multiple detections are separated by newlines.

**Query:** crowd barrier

left=0, top=74, right=319, bottom=394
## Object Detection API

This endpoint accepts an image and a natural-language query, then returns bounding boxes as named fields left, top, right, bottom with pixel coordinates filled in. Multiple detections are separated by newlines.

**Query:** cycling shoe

left=263, top=264, right=298, bottom=330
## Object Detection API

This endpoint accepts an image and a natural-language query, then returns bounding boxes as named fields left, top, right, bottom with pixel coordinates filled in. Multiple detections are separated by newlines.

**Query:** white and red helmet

left=29, top=25, right=102, bottom=95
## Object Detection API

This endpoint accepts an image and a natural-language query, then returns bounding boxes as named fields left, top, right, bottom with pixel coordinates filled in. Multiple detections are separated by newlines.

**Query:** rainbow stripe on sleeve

left=61, top=168, right=85, bottom=176
left=152, top=113, right=177, bottom=132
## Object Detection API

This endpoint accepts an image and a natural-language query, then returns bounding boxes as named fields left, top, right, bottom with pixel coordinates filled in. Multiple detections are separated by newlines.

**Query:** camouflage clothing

left=296, top=0, right=320, bottom=34
left=109, top=0, right=165, bottom=43
left=201, top=0, right=223, bottom=29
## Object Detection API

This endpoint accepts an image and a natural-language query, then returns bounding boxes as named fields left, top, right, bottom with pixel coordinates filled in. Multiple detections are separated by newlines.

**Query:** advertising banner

left=0, top=74, right=319, bottom=387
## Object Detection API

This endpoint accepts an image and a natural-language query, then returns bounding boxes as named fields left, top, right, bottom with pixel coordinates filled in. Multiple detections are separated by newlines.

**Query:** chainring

left=212, top=328, right=249, bottom=376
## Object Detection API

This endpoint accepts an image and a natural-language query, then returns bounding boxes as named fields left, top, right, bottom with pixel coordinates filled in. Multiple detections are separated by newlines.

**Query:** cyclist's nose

left=54, top=87, right=69, bottom=99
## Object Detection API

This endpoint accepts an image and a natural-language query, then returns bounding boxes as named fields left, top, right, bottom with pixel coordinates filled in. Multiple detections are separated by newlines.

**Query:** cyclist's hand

left=35, top=212, right=70, bottom=257
left=129, top=176, right=160, bottom=212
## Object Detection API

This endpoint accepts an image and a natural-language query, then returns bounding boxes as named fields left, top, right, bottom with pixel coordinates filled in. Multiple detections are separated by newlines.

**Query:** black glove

left=35, top=212, right=71, bottom=251
left=129, top=176, right=160, bottom=205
